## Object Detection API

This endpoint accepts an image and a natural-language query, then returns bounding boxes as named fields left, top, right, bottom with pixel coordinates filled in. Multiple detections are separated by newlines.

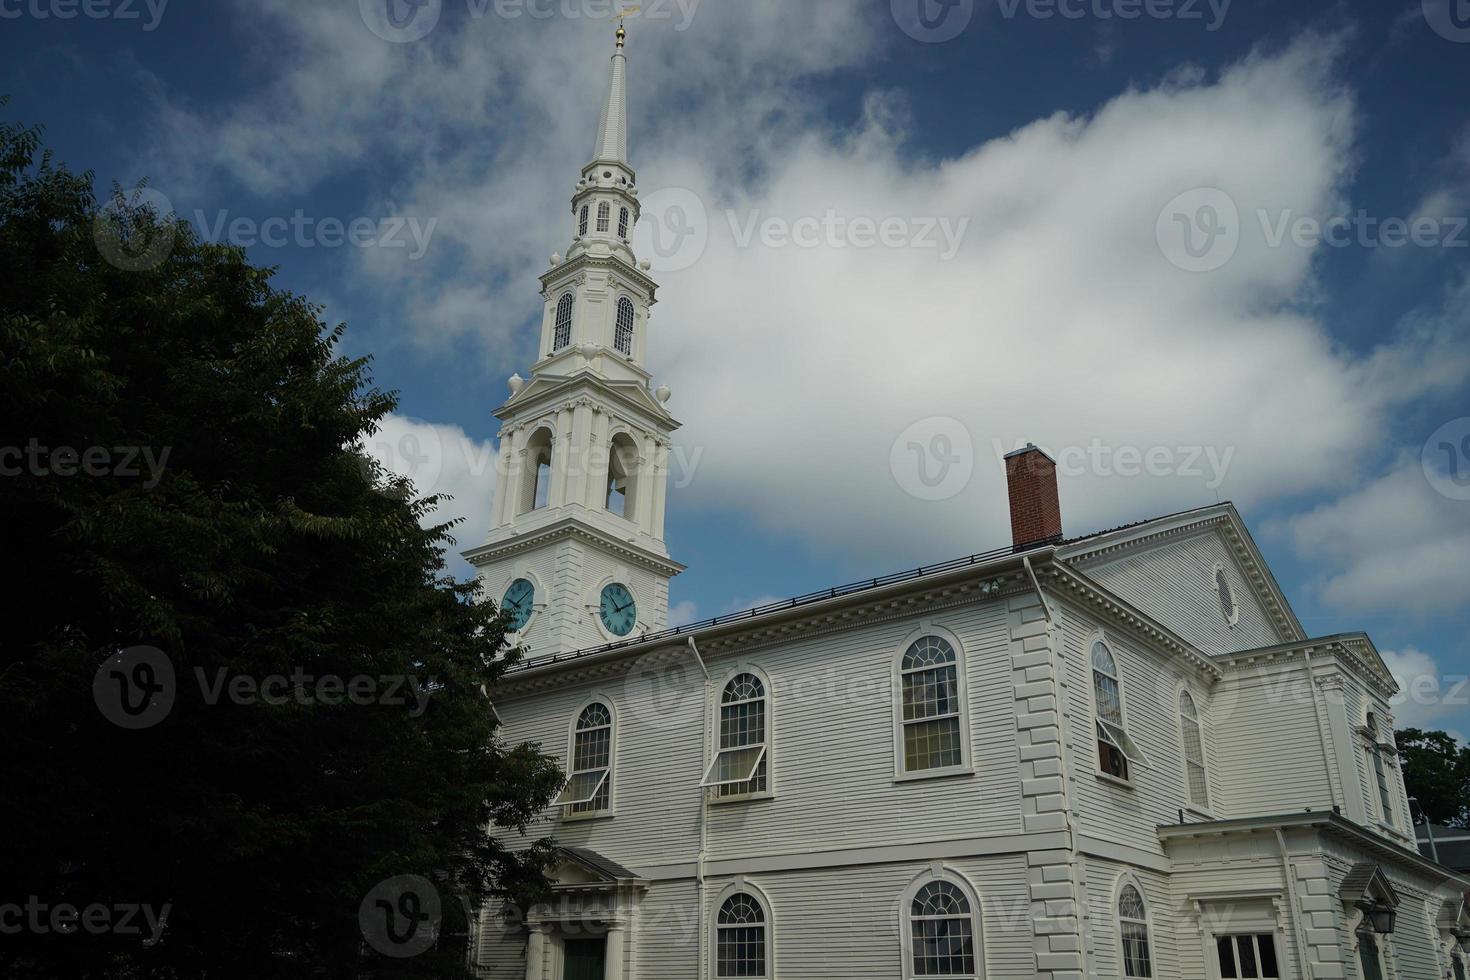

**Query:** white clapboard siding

left=1077, top=528, right=1285, bottom=655
left=1210, top=661, right=1336, bottom=818
left=493, top=598, right=1025, bottom=870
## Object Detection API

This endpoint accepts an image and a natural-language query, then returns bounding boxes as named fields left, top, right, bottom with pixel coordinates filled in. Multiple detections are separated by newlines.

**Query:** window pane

left=911, top=916, right=974, bottom=976
left=913, top=882, right=970, bottom=917
left=1256, top=934, right=1279, bottom=978
left=720, top=698, right=765, bottom=748
left=1091, top=641, right=1117, bottom=675
left=904, top=717, right=962, bottom=771
left=1094, top=672, right=1122, bottom=725
left=903, top=665, right=959, bottom=721
left=716, top=926, right=765, bottom=977
left=573, top=723, right=610, bottom=771
left=555, top=768, right=608, bottom=805
left=903, top=635, right=956, bottom=670
left=1122, top=922, right=1152, bottom=977
left=1217, top=936, right=1238, bottom=978
left=703, top=746, right=766, bottom=786
left=1238, top=933, right=1258, bottom=978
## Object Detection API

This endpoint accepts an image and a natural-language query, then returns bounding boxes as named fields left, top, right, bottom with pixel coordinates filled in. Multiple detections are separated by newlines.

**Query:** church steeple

left=593, top=26, right=629, bottom=165
left=465, top=25, right=683, bottom=661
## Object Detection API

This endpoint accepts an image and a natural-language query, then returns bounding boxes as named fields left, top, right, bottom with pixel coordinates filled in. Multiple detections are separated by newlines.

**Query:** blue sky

left=3, top=0, right=1467, bottom=737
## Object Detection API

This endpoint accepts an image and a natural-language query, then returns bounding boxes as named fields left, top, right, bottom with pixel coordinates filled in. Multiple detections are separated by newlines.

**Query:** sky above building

left=4, top=0, right=1467, bottom=738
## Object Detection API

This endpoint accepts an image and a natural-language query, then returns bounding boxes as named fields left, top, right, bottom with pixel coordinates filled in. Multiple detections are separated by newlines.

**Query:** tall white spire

left=592, top=25, right=629, bottom=164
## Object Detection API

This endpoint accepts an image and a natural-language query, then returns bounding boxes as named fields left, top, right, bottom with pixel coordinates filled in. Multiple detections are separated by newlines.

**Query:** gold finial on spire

left=616, top=4, right=637, bottom=47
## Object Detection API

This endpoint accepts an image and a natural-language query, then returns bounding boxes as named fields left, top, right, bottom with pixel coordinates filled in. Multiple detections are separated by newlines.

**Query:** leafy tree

left=0, top=107, right=562, bottom=979
left=1395, top=728, right=1469, bottom=829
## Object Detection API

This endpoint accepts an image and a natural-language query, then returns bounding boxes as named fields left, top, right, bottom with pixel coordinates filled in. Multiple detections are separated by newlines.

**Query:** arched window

left=1092, top=640, right=1146, bottom=781
left=553, top=293, right=574, bottom=352
left=1365, top=711, right=1394, bottom=824
left=899, top=635, right=965, bottom=774
left=1178, top=690, right=1209, bottom=809
left=909, top=880, right=977, bottom=978
left=706, top=673, right=768, bottom=799
left=578, top=205, right=589, bottom=237
left=716, top=893, right=768, bottom=977
left=618, top=206, right=630, bottom=239
left=614, top=296, right=635, bottom=356
left=556, top=701, right=613, bottom=815
left=1119, top=885, right=1152, bottom=978
left=597, top=201, right=611, bottom=233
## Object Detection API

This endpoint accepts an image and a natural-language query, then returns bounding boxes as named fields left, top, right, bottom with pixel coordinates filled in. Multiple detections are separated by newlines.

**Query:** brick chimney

left=1005, top=443, right=1063, bottom=550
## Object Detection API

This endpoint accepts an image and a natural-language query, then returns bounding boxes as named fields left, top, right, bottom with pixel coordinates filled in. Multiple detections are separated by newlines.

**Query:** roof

left=558, top=846, right=642, bottom=882
left=1340, top=863, right=1400, bottom=906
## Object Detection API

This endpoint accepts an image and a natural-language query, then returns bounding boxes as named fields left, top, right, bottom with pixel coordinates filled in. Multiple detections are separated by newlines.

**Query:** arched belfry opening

left=605, top=433, right=641, bottom=520
left=518, top=427, right=555, bottom=515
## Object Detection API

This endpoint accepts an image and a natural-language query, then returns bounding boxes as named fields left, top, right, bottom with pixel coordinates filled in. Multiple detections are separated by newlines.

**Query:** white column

left=586, top=409, right=611, bottom=510
left=548, top=404, right=574, bottom=508
left=651, top=441, right=670, bottom=541
left=605, top=924, right=626, bottom=980
left=633, top=433, right=655, bottom=532
left=491, top=431, right=514, bottom=528
left=525, top=925, right=547, bottom=980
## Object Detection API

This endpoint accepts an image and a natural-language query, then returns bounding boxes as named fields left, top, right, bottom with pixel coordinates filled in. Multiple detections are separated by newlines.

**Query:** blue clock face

left=599, top=583, right=637, bottom=637
left=501, top=578, right=536, bottom=631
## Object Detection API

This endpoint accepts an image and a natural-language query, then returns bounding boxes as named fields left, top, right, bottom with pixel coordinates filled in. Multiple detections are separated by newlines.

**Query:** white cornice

left=1040, top=563, right=1223, bottom=680
left=1214, top=633, right=1398, bottom=698
left=464, top=515, right=685, bottom=578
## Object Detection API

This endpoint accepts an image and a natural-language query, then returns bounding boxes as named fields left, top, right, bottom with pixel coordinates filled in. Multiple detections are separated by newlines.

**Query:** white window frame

left=577, top=205, right=589, bottom=237
left=596, top=201, right=611, bottom=233
left=711, top=879, right=775, bottom=979
left=1212, top=562, right=1240, bottom=627
left=1362, top=710, right=1398, bottom=831
left=556, top=696, right=617, bottom=819
left=614, top=296, right=636, bottom=357
left=552, top=292, right=574, bottom=352
left=1116, top=876, right=1154, bottom=980
left=617, top=206, right=630, bottom=240
left=1090, top=635, right=1149, bottom=786
left=899, top=866, right=985, bottom=980
left=891, top=625, right=972, bottom=781
left=1177, top=686, right=1212, bottom=814
left=704, top=666, right=774, bottom=802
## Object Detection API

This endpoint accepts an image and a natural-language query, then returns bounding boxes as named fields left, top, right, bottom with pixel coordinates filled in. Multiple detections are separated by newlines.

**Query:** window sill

left=1183, top=805, right=1215, bottom=821
left=894, top=765, right=975, bottom=784
left=1096, top=771, right=1135, bottom=790
left=560, top=809, right=616, bottom=824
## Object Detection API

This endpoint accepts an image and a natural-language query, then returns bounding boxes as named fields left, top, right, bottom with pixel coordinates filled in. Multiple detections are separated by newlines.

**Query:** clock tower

left=464, top=25, right=683, bottom=660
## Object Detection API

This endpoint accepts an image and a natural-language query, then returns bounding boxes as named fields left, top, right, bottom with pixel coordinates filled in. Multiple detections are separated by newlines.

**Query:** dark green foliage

left=0, top=107, right=562, bottom=979
left=1396, top=728, right=1469, bottom=829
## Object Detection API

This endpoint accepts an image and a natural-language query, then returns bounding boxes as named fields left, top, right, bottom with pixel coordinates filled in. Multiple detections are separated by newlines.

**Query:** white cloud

left=1380, top=646, right=1469, bottom=740
left=1274, top=460, right=1470, bottom=614
left=363, top=414, right=500, bottom=562
left=136, top=10, right=1470, bottom=571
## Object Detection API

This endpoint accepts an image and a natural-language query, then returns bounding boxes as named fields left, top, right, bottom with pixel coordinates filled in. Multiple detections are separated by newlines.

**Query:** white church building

left=465, top=28, right=1470, bottom=980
